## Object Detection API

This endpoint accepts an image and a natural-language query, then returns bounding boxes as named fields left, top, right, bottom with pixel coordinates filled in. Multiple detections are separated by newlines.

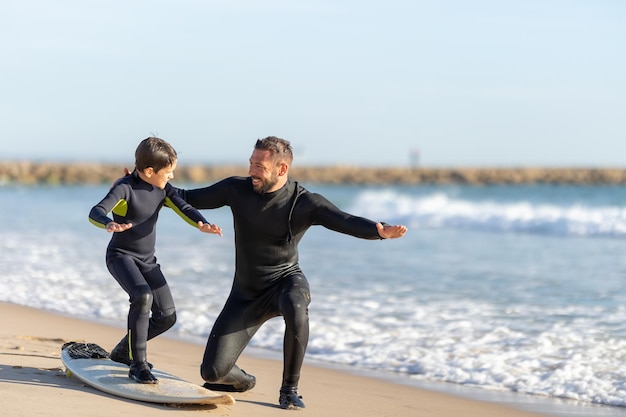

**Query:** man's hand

left=376, top=222, right=407, bottom=239
left=110, top=167, right=132, bottom=189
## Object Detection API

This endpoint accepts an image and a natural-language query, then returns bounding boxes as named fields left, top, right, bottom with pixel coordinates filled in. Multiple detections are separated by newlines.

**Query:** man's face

left=248, top=149, right=280, bottom=194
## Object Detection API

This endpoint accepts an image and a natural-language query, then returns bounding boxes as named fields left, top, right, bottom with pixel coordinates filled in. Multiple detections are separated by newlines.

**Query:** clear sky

left=1, top=0, right=625, bottom=167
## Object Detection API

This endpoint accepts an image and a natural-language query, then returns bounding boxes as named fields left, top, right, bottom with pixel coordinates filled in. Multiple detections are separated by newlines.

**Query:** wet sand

left=0, top=302, right=559, bottom=417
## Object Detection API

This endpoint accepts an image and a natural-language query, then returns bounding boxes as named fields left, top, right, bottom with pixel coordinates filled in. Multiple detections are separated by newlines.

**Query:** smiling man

left=176, top=136, right=407, bottom=409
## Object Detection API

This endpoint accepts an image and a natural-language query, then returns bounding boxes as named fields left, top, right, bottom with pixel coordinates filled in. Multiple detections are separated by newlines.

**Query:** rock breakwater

left=1, top=161, right=626, bottom=185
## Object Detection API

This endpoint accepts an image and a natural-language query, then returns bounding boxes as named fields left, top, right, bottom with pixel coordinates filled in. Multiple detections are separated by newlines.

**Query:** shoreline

left=2, top=161, right=626, bottom=185
left=2, top=302, right=625, bottom=417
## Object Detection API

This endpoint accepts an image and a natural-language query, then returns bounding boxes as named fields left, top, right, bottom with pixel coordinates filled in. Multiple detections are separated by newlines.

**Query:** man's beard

left=252, top=174, right=279, bottom=194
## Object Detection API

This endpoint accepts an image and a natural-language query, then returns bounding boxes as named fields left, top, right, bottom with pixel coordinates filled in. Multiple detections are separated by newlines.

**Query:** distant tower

left=410, top=147, right=420, bottom=170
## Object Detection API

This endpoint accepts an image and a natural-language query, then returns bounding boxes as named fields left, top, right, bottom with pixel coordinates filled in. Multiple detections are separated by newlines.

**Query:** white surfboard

left=61, top=342, right=235, bottom=406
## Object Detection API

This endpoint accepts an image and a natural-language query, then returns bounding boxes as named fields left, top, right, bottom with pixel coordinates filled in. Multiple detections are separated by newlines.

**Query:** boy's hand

left=198, top=221, right=223, bottom=236
left=106, top=222, right=132, bottom=233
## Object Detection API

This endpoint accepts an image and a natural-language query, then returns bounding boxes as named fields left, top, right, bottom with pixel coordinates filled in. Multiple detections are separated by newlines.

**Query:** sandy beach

left=0, top=302, right=564, bottom=417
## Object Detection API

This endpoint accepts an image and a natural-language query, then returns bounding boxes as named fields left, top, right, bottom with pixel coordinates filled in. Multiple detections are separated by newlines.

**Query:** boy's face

left=142, top=161, right=176, bottom=189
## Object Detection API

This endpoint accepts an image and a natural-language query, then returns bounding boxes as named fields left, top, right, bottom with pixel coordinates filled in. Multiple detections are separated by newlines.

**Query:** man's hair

left=135, top=137, right=177, bottom=172
left=255, top=136, right=293, bottom=165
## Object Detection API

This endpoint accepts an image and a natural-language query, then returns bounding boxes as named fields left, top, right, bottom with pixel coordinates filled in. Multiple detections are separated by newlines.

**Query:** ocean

left=3, top=181, right=626, bottom=416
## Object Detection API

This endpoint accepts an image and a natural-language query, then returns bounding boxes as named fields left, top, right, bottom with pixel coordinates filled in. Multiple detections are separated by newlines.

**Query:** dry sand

left=0, top=302, right=560, bottom=417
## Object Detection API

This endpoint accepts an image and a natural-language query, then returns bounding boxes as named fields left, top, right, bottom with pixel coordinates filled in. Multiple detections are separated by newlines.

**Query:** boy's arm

left=88, top=184, right=128, bottom=230
left=164, top=184, right=213, bottom=228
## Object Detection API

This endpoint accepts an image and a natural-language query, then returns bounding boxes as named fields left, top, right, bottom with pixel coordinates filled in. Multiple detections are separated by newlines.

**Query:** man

left=177, top=136, right=407, bottom=409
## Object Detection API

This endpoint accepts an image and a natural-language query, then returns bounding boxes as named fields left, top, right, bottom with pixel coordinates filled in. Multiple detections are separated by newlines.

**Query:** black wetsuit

left=178, top=176, right=383, bottom=388
left=89, top=170, right=209, bottom=364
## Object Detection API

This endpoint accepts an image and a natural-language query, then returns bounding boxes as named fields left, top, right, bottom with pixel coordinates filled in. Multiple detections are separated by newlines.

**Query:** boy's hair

left=255, top=136, right=293, bottom=165
left=135, top=137, right=177, bottom=172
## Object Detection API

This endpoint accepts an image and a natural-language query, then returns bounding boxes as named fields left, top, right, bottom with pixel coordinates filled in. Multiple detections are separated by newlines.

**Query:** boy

left=89, top=137, right=222, bottom=384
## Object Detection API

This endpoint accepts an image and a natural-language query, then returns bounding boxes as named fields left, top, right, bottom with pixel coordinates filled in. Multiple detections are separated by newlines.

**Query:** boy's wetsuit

left=177, top=176, right=384, bottom=389
left=89, top=170, right=209, bottom=364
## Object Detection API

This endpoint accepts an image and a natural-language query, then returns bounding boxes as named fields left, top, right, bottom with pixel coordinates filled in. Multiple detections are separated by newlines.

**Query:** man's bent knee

left=200, top=363, right=226, bottom=382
